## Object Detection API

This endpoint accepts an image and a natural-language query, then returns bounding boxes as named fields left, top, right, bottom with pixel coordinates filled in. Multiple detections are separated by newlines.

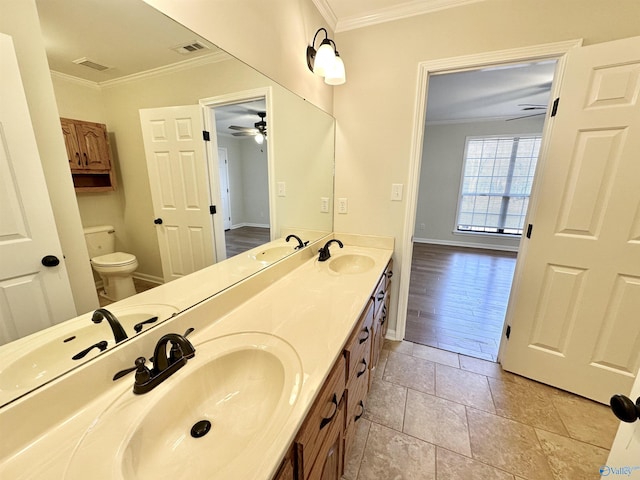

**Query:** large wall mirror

left=0, top=0, right=334, bottom=407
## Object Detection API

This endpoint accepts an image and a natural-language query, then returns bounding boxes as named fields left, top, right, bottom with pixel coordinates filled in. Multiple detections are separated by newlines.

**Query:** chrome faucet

left=286, top=234, right=308, bottom=250
left=92, top=308, right=128, bottom=344
left=318, top=239, right=343, bottom=262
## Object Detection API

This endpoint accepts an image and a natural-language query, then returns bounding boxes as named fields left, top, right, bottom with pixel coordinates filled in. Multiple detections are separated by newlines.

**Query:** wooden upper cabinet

left=61, top=118, right=116, bottom=192
left=61, top=118, right=111, bottom=172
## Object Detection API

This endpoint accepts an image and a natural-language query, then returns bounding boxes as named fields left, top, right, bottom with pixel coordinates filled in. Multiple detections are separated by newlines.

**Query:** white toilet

left=83, top=225, right=139, bottom=301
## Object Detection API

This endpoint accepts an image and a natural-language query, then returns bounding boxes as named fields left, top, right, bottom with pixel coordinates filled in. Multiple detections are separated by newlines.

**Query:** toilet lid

left=91, top=252, right=136, bottom=267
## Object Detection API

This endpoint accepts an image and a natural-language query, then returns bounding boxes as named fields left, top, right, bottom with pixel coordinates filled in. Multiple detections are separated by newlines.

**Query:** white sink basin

left=251, top=245, right=294, bottom=263
left=65, top=332, right=302, bottom=480
left=329, top=254, right=375, bottom=274
left=0, top=304, right=178, bottom=392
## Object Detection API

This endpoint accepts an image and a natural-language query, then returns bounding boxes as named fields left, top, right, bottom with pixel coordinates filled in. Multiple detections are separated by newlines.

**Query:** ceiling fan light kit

left=307, top=27, right=346, bottom=85
left=228, top=111, right=267, bottom=143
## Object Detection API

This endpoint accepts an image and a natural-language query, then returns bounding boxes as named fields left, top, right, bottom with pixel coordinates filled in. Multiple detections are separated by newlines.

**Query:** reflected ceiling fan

left=229, top=112, right=267, bottom=143
left=507, top=103, right=548, bottom=121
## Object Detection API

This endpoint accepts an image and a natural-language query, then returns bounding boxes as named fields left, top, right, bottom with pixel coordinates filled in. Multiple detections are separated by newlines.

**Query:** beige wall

left=0, top=0, right=99, bottom=316
left=144, top=0, right=334, bottom=114
left=332, top=0, right=640, bottom=332
left=144, top=0, right=640, bottom=334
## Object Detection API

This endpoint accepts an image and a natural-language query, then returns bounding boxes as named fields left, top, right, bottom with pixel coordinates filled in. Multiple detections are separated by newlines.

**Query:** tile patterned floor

left=343, top=340, right=618, bottom=480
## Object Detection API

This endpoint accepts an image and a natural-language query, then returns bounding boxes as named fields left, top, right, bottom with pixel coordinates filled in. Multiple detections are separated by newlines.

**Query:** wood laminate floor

left=406, top=243, right=517, bottom=361
left=224, top=226, right=270, bottom=258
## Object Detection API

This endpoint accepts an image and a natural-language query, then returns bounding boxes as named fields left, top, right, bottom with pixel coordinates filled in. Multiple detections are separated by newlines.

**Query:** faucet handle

left=113, top=356, right=152, bottom=382
left=134, top=357, right=151, bottom=384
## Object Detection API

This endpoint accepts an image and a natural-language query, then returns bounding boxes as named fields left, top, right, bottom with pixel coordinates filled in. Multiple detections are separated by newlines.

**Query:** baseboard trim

left=132, top=272, right=164, bottom=285
left=413, top=237, right=519, bottom=253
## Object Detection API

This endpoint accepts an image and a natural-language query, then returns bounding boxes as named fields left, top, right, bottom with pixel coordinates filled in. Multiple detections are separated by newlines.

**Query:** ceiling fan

left=228, top=112, right=267, bottom=142
left=507, top=103, right=548, bottom=121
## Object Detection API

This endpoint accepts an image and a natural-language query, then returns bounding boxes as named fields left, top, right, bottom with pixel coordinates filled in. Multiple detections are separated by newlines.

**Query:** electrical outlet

left=320, top=197, right=330, bottom=213
left=338, top=198, right=348, bottom=214
left=391, top=183, right=403, bottom=201
left=277, top=182, right=286, bottom=197
left=420, top=223, right=426, bottom=231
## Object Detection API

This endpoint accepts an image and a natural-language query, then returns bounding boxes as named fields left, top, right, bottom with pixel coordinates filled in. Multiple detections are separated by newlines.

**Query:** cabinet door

left=308, top=402, right=344, bottom=480
left=76, top=122, right=111, bottom=170
left=60, top=118, right=81, bottom=169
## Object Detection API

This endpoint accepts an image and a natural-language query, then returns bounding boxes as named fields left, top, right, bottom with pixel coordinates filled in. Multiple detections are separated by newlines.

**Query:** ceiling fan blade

left=228, top=125, right=258, bottom=132
left=506, top=112, right=547, bottom=121
left=232, top=131, right=257, bottom=136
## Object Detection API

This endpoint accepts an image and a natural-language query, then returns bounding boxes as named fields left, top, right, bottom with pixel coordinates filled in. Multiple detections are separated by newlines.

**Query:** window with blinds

left=456, top=135, right=541, bottom=235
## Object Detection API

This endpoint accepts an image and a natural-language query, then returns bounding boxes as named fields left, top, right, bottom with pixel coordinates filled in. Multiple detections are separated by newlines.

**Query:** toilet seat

left=91, top=252, right=137, bottom=267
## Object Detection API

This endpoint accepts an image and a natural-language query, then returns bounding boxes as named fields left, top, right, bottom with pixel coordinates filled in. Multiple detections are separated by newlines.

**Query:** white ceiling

left=35, top=0, right=554, bottom=126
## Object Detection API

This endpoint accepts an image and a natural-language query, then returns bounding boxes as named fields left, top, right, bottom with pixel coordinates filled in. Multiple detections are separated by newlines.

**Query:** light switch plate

left=391, top=183, right=403, bottom=201
left=277, top=182, right=286, bottom=197
left=320, top=197, right=330, bottom=213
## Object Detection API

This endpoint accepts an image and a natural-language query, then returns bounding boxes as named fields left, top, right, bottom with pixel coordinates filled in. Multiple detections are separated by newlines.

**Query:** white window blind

left=456, top=135, right=541, bottom=235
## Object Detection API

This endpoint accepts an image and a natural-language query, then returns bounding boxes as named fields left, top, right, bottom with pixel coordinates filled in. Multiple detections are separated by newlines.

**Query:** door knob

left=154, top=218, right=163, bottom=225
left=41, top=255, right=60, bottom=267
left=610, top=394, right=640, bottom=423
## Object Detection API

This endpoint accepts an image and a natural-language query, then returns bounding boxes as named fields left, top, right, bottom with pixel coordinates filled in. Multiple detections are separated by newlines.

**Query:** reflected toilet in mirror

left=83, top=226, right=139, bottom=302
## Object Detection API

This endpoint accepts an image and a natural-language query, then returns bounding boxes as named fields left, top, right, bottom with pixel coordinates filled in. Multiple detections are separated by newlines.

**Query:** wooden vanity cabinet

left=61, top=117, right=116, bottom=192
left=273, top=445, right=295, bottom=480
left=294, top=355, right=346, bottom=480
left=282, top=259, right=393, bottom=480
left=343, top=299, right=374, bottom=461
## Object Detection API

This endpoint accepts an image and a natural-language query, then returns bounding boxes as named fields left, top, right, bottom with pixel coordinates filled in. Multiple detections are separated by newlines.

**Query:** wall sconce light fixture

left=306, top=28, right=346, bottom=85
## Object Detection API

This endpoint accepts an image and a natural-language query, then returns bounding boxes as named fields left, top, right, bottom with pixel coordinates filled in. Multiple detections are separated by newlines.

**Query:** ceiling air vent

left=72, top=57, right=110, bottom=71
left=172, top=41, right=209, bottom=55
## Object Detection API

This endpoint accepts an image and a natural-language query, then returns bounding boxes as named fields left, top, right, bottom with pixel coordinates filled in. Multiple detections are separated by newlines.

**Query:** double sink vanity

left=0, top=233, right=393, bottom=480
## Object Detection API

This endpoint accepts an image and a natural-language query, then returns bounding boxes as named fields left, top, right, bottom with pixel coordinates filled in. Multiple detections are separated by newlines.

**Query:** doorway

left=201, top=89, right=274, bottom=261
left=405, top=62, right=554, bottom=361
left=395, top=40, right=583, bottom=360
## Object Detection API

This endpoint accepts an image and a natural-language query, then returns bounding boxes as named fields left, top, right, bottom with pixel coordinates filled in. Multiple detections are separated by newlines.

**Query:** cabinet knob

left=41, top=255, right=60, bottom=267
left=154, top=218, right=163, bottom=225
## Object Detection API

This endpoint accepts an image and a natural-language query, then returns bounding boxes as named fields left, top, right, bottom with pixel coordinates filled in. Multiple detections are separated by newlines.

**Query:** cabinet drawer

left=344, top=300, right=373, bottom=382
left=295, top=355, right=346, bottom=480
left=346, top=366, right=368, bottom=430
left=372, top=260, right=393, bottom=317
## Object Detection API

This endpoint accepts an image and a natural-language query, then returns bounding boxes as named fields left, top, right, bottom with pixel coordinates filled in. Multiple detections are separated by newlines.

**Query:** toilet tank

left=83, top=225, right=116, bottom=259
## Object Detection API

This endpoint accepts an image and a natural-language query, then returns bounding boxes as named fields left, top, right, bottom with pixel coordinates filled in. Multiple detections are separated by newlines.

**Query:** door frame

left=200, top=87, right=275, bottom=261
left=394, top=39, right=583, bottom=347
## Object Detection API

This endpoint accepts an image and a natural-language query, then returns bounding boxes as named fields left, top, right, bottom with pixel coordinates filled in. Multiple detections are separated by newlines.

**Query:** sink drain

left=190, top=420, right=212, bottom=438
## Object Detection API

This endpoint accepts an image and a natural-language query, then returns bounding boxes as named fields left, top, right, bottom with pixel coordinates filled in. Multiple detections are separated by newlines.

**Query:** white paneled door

left=140, top=106, right=215, bottom=283
left=502, top=36, right=640, bottom=403
left=0, top=34, right=76, bottom=345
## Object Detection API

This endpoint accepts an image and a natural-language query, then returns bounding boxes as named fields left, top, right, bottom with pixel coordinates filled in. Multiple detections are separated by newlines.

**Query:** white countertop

left=0, top=234, right=393, bottom=480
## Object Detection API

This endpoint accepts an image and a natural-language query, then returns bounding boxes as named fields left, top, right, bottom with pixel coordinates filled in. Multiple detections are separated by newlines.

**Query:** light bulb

left=255, top=133, right=264, bottom=144
left=324, top=55, right=346, bottom=85
left=313, top=41, right=335, bottom=77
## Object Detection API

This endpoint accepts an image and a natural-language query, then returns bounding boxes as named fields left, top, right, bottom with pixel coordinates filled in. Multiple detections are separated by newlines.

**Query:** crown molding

left=100, top=51, right=231, bottom=88
left=310, top=0, right=338, bottom=31
left=50, top=70, right=101, bottom=90
left=335, top=0, right=484, bottom=32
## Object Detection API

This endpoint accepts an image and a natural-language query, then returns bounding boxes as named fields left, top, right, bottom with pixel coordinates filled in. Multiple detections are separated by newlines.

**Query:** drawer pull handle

left=320, top=393, right=339, bottom=430
left=83, top=152, right=88, bottom=166
left=355, top=400, right=365, bottom=422
left=381, top=306, right=387, bottom=325
left=75, top=152, right=81, bottom=166
left=359, top=326, right=370, bottom=344
left=357, top=358, right=367, bottom=377
left=387, top=270, right=393, bottom=279
left=377, top=291, right=384, bottom=301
